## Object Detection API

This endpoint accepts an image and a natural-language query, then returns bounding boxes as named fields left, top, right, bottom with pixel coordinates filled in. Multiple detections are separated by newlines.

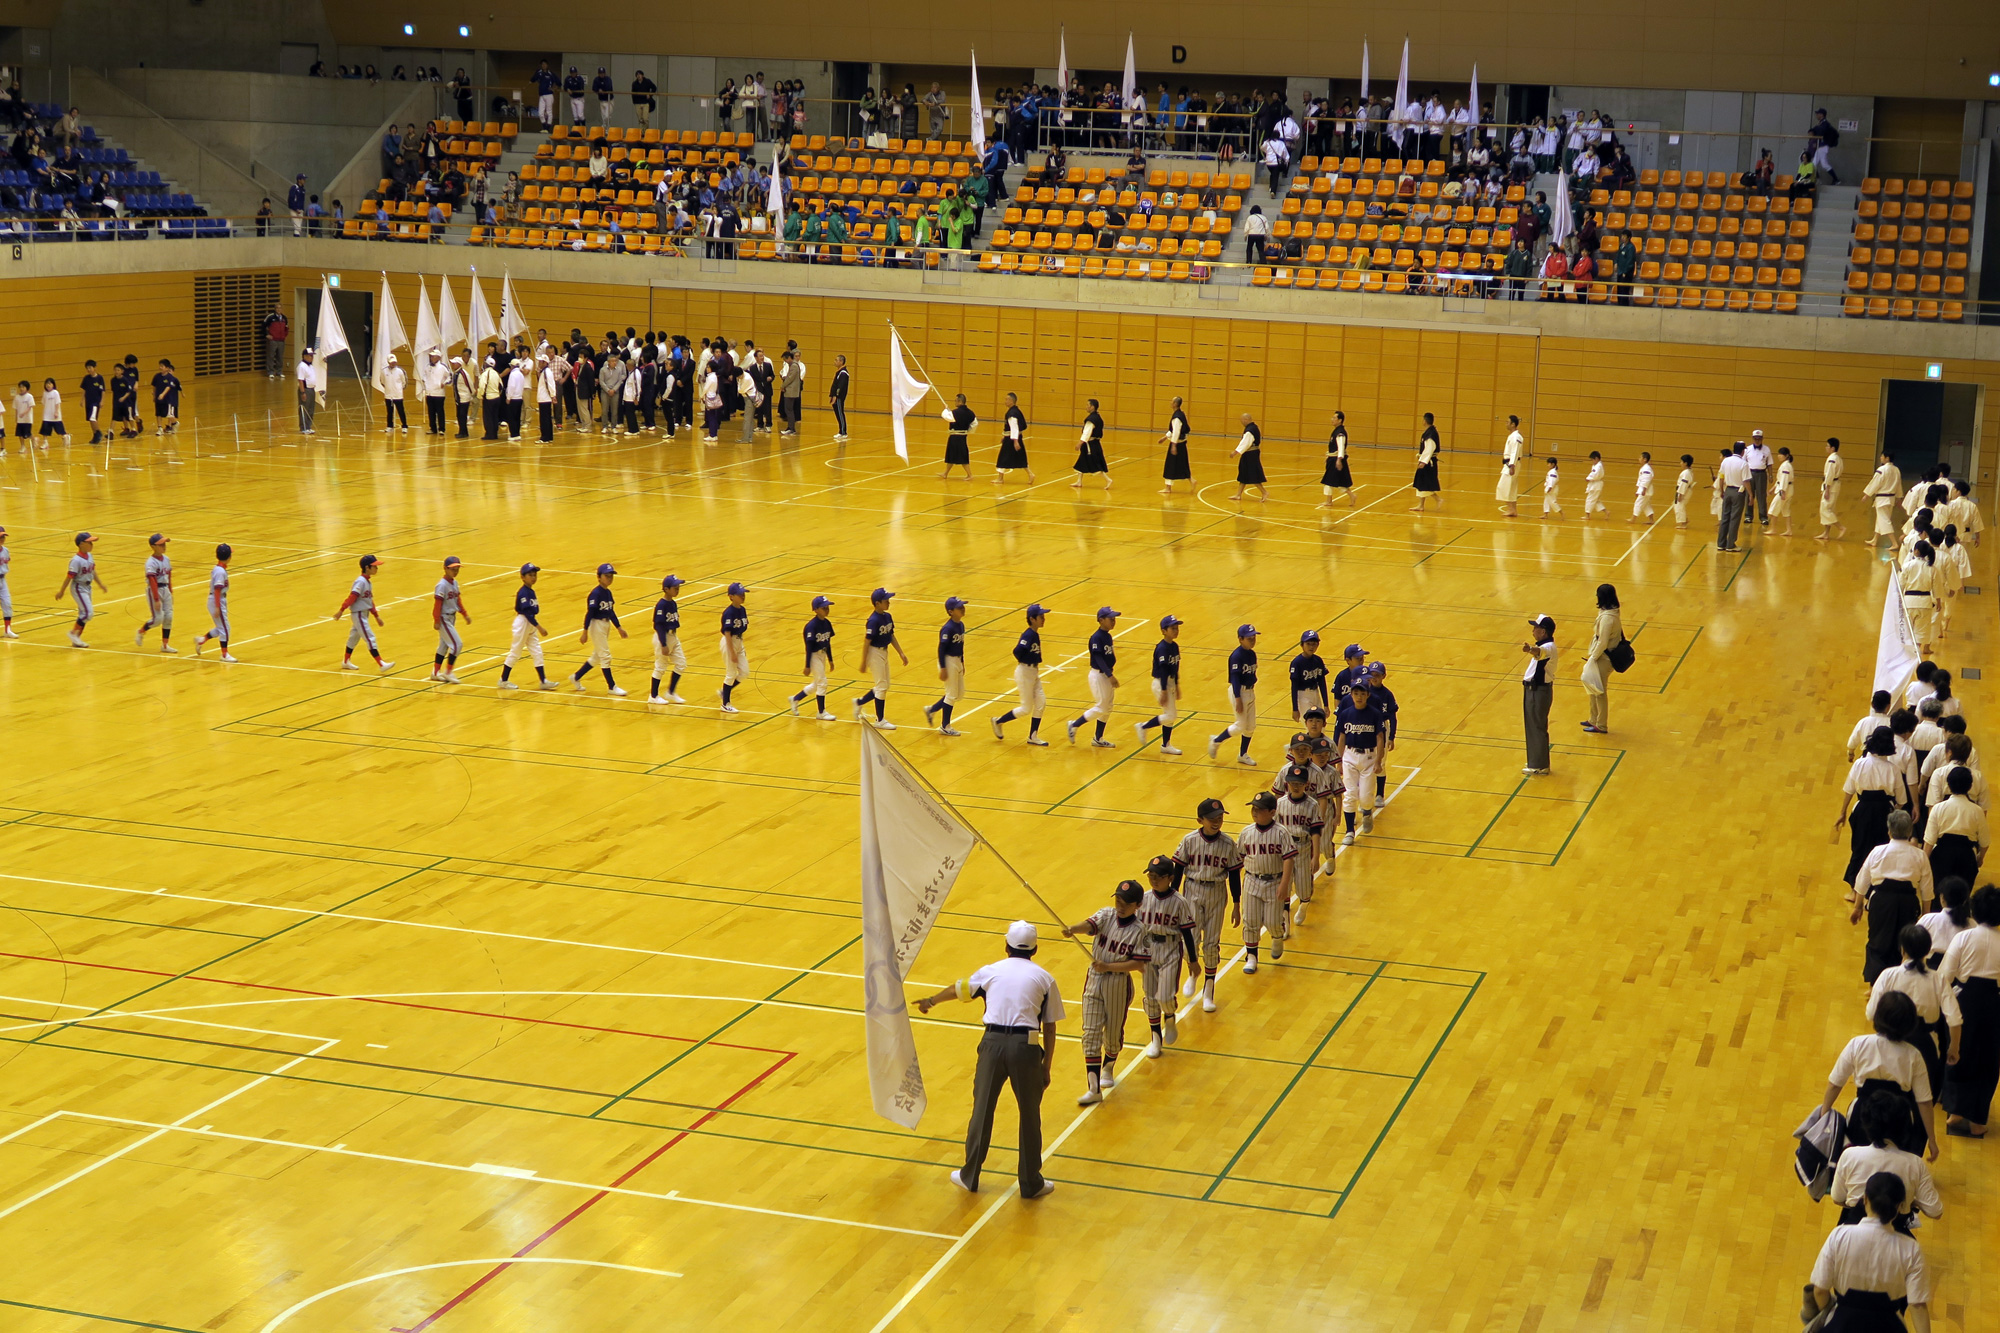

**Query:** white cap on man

left=1006, top=920, right=1037, bottom=950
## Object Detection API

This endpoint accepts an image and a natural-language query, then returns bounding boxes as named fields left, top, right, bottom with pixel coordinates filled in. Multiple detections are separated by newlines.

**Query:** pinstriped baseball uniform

left=1136, top=887, right=1197, bottom=1024
left=1171, top=828, right=1241, bottom=973
left=67, top=553, right=97, bottom=623
left=1079, top=905, right=1152, bottom=1066
left=0, top=545, right=14, bottom=620
left=206, top=563, right=229, bottom=640
left=142, top=553, right=173, bottom=631
left=433, top=576, right=464, bottom=656
left=1274, top=791, right=1324, bottom=902
left=344, top=574, right=379, bottom=652
left=1237, top=819, right=1294, bottom=948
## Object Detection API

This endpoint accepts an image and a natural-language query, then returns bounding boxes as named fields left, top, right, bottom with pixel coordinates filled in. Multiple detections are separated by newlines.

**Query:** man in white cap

left=1745, top=428, right=1772, bottom=527
left=449, top=355, right=475, bottom=438
left=295, top=346, right=318, bottom=434
left=379, top=352, right=408, bottom=432
left=421, top=347, right=450, bottom=436
left=915, top=920, right=1063, bottom=1198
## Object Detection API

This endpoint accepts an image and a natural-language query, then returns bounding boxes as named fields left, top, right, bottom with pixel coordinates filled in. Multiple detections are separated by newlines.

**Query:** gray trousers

left=961, top=1029, right=1047, bottom=1194
left=297, top=393, right=315, bottom=433
left=1523, top=682, right=1553, bottom=771
left=1749, top=469, right=1770, bottom=524
left=1718, top=488, right=1747, bottom=549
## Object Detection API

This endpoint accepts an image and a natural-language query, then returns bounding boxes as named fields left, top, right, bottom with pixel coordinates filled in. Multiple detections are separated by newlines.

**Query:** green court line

left=1657, top=624, right=1705, bottom=692
left=1411, top=526, right=1475, bottom=566
left=1040, top=737, right=1171, bottom=814
left=1329, top=971, right=1486, bottom=1219
left=1047, top=1172, right=1325, bottom=1218
left=1198, top=961, right=1385, bottom=1200
left=0, top=904, right=262, bottom=940
left=1671, top=544, right=1712, bottom=587
left=1719, top=545, right=1753, bottom=593
left=0, top=1297, right=203, bottom=1331
left=1462, top=777, right=1526, bottom=858
left=1551, top=749, right=1626, bottom=865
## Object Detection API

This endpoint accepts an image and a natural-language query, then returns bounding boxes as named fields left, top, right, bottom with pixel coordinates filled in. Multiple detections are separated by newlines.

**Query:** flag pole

left=885, top=318, right=946, bottom=409
left=870, top=728, right=1092, bottom=953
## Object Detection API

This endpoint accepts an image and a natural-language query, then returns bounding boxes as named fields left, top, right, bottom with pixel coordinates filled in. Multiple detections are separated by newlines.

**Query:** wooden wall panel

left=0, top=272, right=197, bottom=395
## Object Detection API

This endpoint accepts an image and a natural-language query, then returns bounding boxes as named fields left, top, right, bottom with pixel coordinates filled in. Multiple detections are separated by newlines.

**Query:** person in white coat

left=1862, top=448, right=1902, bottom=557
left=421, top=347, right=450, bottom=435
left=1579, top=582, right=1622, bottom=734
left=1628, top=452, right=1656, bottom=523
left=1815, top=437, right=1848, bottom=542
left=379, top=353, right=409, bottom=431
left=1901, top=540, right=1939, bottom=657
left=1495, top=415, right=1523, bottom=517
left=1582, top=451, right=1607, bottom=519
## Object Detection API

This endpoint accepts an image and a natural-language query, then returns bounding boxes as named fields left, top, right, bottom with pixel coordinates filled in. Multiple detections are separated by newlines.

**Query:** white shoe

left=816, top=711, right=837, bottom=721
left=1091, top=738, right=1114, bottom=749
left=1374, top=795, right=1386, bottom=811
left=940, top=726, right=961, bottom=736
left=1360, top=811, right=1374, bottom=834
left=69, top=631, right=88, bottom=647
left=160, top=644, right=177, bottom=654
left=1271, top=937, right=1285, bottom=959
left=852, top=698, right=865, bottom=720
left=608, top=686, right=628, bottom=697
left=1024, top=1181, right=1055, bottom=1199
left=788, top=695, right=801, bottom=716
left=1242, top=956, right=1258, bottom=974
left=134, top=627, right=146, bottom=646
left=1201, top=989, right=1218, bottom=1013
left=1237, top=753, right=1257, bottom=766
left=498, top=680, right=519, bottom=690
left=1181, top=976, right=1196, bottom=997
left=1164, top=1016, right=1178, bottom=1046
left=1076, top=1089, right=1102, bottom=1106
left=1134, top=722, right=1149, bottom=745
left=876, top=719, right=897, bottom=730
left=949, top=1169, right=976, bottom=1194
left=1293, top=902, right=1307, bottom=924
left=218, top=653, right=238, bottom=662
left=649, top=695, right=669, bottom=706
left=1206, top=738, right=1221, bottom=759
left=1025, top=735, right=1048, bottom=746
left=574, top=681, right=589, bottom=693
left=666, top=692, right=684, bottom=703
left=1143, top=1036, right=1162, bottom=1059
left=1161, top=745, right=1183, bottom=755
left=377, top=660, right=395, bottom=670
left=1100, top=1073, right=1116, bottom=1091
left=538, top=679, right=557, bottom=690
left=1341, top=830, right=1355, bottom=846
left=2, top=627, right=16, bottom=638
left=342, top=660, right=361, bottom=670
left=1065, top=719, right=1079, bottom=744
left=721, top=702, right=739, bottom=714
left=991, top=718, right=1005, bottom=739
left=443, top=671, right=460, bottom=683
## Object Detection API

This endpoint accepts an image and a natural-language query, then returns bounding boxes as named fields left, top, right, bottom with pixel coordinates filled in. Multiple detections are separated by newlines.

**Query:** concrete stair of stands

left=1799, top=184, right=1858, bottom=311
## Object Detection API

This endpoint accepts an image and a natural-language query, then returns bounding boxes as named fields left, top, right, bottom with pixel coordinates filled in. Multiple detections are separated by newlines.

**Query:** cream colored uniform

left=1236, top=819, right=1294, bottom=951
left=1171, top=828, right=1241, bottom=974
left=1583, top=460, right=1605, bottom=514
left=1632, top=461, right=1655, bottom=519
left=1673, top=465, right=1694, bottom=524
left=1770, top=458, right=1795, bottom=517
left=1495, top=429, right=1522, bottom=503
left=1863, top=461, right=1902, bottom=536
left=1900, top=554, right=1937, bottom=648
left=1078, top=906, right=1151, bottom=1066
left=1820, top=450, right=1845, bottom=525
left=1273, top=792, right=1324, bottom=902
left=1541, top=464, right=1562, bottom=516
left=1135, top=888, right=1197, bottom=1024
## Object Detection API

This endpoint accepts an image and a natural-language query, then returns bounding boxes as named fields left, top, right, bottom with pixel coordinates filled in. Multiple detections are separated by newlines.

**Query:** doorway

left=299, top=285, right=375, bottom=379
left=1879, top=379, right=1983, bottom=484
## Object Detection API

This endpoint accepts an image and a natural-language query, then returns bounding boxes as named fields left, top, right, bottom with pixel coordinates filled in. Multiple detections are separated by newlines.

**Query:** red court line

left=0, top=950, right=787, bottom=1053
left=390, top=1050, right=797, bottom=1333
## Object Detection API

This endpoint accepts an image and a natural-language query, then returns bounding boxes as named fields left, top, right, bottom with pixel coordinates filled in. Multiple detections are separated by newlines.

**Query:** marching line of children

left=0, top=358, right=180, bottom=454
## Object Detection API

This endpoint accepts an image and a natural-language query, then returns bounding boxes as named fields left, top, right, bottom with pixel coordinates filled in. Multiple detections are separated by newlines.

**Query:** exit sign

left=1926, top=362, right=1943, bottom=379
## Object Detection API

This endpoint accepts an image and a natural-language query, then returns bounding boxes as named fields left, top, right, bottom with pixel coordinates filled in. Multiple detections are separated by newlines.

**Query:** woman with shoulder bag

left=1580, top=582, right=1627, bottom=734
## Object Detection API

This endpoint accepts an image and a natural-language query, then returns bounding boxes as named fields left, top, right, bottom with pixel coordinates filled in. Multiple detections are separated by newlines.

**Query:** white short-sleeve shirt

left=967, top=956, right=1065, bottom=1028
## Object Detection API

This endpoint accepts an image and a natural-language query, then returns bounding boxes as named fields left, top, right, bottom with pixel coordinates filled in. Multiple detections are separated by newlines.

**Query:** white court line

left=1609, top=506, right=1675, bottom=567
left=0, top=989, right=331, bottom=1045
left=229, top=569, right=517, bottom=649
left=867, top=763, right=1424, bottom=1331
left=257, top=1258, right=683, bottom=1333
left=47, top=1109, right=956, bottom=1244
left=0, top=1036, right=338, bottom=1223
left=944, top=616, right=1154, bottom=727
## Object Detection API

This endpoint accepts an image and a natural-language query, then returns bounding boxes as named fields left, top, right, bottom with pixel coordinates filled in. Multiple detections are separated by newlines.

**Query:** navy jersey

left=514, top=585, right=542, bottom=625
left=1151, top=638, right=1180, bottom=684
left=1289, top=653, right=1328, bottom=701
left=534, top=68, right=558, bottom=95
left=864, top=609, right=895, bottom=648
left=721, top=604, right=748, bottom=638
left=1331, top=664, right=1367, bottom=704
left=80, top=372, right=104, bottom=407
left=937, top=618, right=965, bottom=667
left=1372, top=681, right=1399, bottom=741
left=584, top=585, right=620, bottom=628
left=803, top=614, right=834, bottom=669
left=1012, top=627, right=1043, bottom=666
left=1228, top=646, right=1258, bottom=695
left=1088, top=628, right=1116, bottom=674
left=653, top=597, right=680, bottom=640
left=1335, top=697, right=1389, bottom=751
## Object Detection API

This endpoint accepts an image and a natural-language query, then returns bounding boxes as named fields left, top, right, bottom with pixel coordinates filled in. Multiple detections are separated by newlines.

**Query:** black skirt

left=1074, top=440, right=1107, bottom=473
left=1943, top=974, right=1998, bottom=1126
left=996, top=439, right=1028, bottom=469
left=1235, top=450, right=1265, bottom=485
left=1824, top=1288, right=1909, bottom=1333
left=1413, top=460, right=1440, bottom=492
left=1843, top=790, right=1894, bottom=885
left=1863, top=880, right=1920, bottom=983
left=944, top=431, right=969, bottom=465
left=1162, top=445, right=1191, bottom=480
left=1857, top=1077, right=1926, bottom=1155
left=1322, top=454, right=1351, bottom=487
left=1930, top=832, right=1979, bottom=887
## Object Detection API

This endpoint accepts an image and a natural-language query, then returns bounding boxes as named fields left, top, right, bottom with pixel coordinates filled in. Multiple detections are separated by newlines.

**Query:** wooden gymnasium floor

left=0, top=372, right=1991, bottom=1333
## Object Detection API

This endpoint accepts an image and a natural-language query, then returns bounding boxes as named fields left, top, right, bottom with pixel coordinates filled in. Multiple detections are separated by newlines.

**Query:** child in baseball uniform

left=54, top=532, right=107, bottom=648
left=922, top=596, right=969, bottom=735
left=1067, top=606, right=1121, bottom=748
left=1629, top=452, right=1656, bottom=523
left=851, top=587, right=906, bottom=728
left=1583, top=451, right=1606, bottom=518
left=1171, top=797, right=1243, bottom=1012
left=1289, top=629, right=1329, bottom=721
left=0, top=525, right=15, bottom=637
left=430, top=556, right=471, bottom=682
left=1309, top=735, right=1343, bottom=873
left=1365, top=660, right=1399, bottom=809
left=717, top=581, right=751, bottom=712
left=648, top=574, right=686, bottom=703
left=1541, top=456, right=1563, bottom=519
left=1331, top=643, right=1369, bottom=707
left=1207, top=624, right=1259, bottom=766
left=1269, top=732, right=1315, bottom=795
left=1138, top=854, right=1198, bottom=1058
left=1673, top=454, right=1696, bottom=529
left=790, top=594, right=836, bottom=718
left=332, top=554, right=393, bottom=671
left=571, top=562, right=629, bottom=695
left=1335, top=677, right=1390, bottom=843
left=134, top=532, right=174, bottom=652
left=1063, top=879, right=1154, bottom=1104
left=1237, top=791, right=1295, bottom=973
left=191, top=543, right=234, bottom=660
left=990, top=603, right=1049, bottom=745
left=1134, top=613, right=1183, bottom=754
left=497, top=562, right=553, bottom=689
left=1274, top=763, right=1326, bottom=920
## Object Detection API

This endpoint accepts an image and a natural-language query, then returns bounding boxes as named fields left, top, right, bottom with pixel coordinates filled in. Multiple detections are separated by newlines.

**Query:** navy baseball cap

left=727, top=581, right=748, bottom=596
left=1529, top=613, right=1555, bottom=633
left=359, top=554, right=378, bottom=568
left=443, top=555, right=461, bottom=567
left=1237, top=624, right=1258, bottom=638
left=1343, top=643, right=1368, bottom=658
left=147, top=532, right=168, bottom=545
left=871, top=587, right=894, bottom=601
left=75, top=531, right=94, bottom=544
left=1290, top=732, right=1310, bottom=747
left=661, top=574, right=684, bottom=589
left=1096, top=606, right=1120, bottom=619
left=1365, top=661, right=1387, bottom=678
left=1310, top=736, right=1333, bottom=753
left=1248, top=791, right=1278, bottom=809
left=812, top=595, right=833, bottom=610
left=1196, top=797, right=1227, bottom=820
left=519, top=563, right=540, bottom=575
left=215, top=543, right=232, bottom=560
left=1303, top=706, right=1326, bottom=721
left=944, top=596, right=967, bottom=611
left=1025, top=603, right=1050, bottom=619
left=1284, top=764, right=1311, bottom=785
left=1300, top=629, right=1320, bottom=643
left=1145, top=854, right=1177, bottom=878
left=1159, top=614, right=1182, bottom=629
left=597, top=562, right=617, bottom=576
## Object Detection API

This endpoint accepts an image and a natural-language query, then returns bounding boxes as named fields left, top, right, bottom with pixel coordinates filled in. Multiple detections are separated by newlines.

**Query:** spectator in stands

left=1747, top=148, right=1775, bottom=198
left=923, top=82, right=948, bottom=138
left=1790, top=152, right=1818, bottom=200
left=287, top=174, right=306, bottom=237
left=563, top=67, right=586, bottom=126
left=897, top=83, right=919, bottom=139
left=1577, top=210, right=1600, bottom=257
left=1539, top=241, right=1567, bottom=301
left=1244, top=204, right=1269, bottom=263
left=306, top=195, right=323, bottom=235
left=587, top=144, right=609, bottom=184
left=858, top=87, right=879, bottom=142
left=1567, top=242, right=1594, bottom=302
left=1261, top=129, right=1289, bottom=199
left=254, top=198, right=271, bottom=237
left=1572, top=143, right=1600, bottom=185
left=1808, top=109, right=1841, bottom=184
left=1503, top=238, right=1532, bottom=300
left=363, top=64, right=379, bottom=84
left=501, top=171, right=520, bottom=213
left=1612, top=234, right=1638, bottom=304
left=534, top=62, right=557, bottom=131
left=1508, top=140, right=1534, bottom=183
left=590, top=67, right=614, bottom=128
left=451, top=69, right=474, bottom=123
left=390, top=65, right=408, bottom=82
left=309, top=60, right=326, bottom=77
left=717, top=76, right=737, bottom=133
left=379, top=125, right=400, bottom=178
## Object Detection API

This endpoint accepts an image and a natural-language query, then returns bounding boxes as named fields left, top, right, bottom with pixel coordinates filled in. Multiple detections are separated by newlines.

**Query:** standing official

left=1496, top=415, right=1524, bottom=517
left=914, top=920, right=1061, bottom=1199
left=295, top=348, right=318, bottom=434
left=1521, top=613, right=1556, bottom=776
left=1746, top=429, right=1773, bottom=527
left=827, top=354, right=850, bottom=441
left=422, top=348, right=449, bottom=435
left=1717, top=443, right=1750, bottom=552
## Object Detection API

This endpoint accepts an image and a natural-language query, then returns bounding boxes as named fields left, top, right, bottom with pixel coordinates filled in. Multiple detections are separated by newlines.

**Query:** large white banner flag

left=499, top=270, right=529, bottom=343
left=312, top=277, right=348, bottom=392
left=1875, top=572, right=1921, bottom=695
left=437, top=274, right=466, bottom=352
left=370, top=271, right=410, bottom=396
left=466, top=271, right=497, bottom=357
left=859, top=726, right=976, bottom=1127
left=969, top=50, right=986, bottom=158
left=414, top=275, right=440, bottom=357
left=887, top=324, right=933, bottom=461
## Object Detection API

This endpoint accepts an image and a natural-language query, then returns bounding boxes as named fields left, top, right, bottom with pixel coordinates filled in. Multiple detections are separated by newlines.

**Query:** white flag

left=499, top=270, right=529, bottom=343
left=887, top=324, right=933, bottom=461
left=1550, top=170, right=1574, bottom=246
left=466, top=272, right=497, bottom=358
left=1393, top=38, right=1410, bottom=149
left=1875, top=572, right=1921, bottom=696
left=370, top=272, right=409, bottom=397
left=1360, top=40, right=1369, bottom=103
left=414, top=275, right=440, bottom=357
left=969, top=50, right=986, bottom=158
left=1121, top=34, right=1137, bottom=121
left=436, top=275, right=465, bottom=352
left=312, top=277, right=348, bottom=393
left=1469, top=63, right=1480, bottom=137
left=1057, top=27, right=1068, bottom=94
left=767, top=165, right=784, bottom=241
left=859, top=726, right=977, bottom=1128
